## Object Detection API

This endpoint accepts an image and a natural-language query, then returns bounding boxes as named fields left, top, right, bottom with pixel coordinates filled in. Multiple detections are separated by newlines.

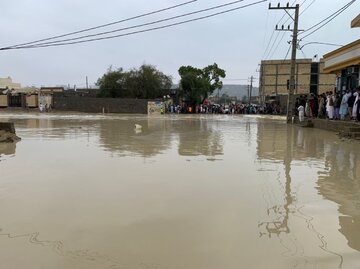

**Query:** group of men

left=296, top=87, right=360, bottom=122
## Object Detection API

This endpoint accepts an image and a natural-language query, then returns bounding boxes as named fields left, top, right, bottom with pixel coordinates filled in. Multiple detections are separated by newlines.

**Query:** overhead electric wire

left=261, top=6, right=271, bottom=58
left=3, top=0, right=198, bottom=49
left=265, top=0, right=315, bottom=60
left=299, top=0, right=356, bottom=39
left=263, top=0, right=315, bottom=60
left=262, top=30, right=276, bottom=59
left=268, top=31, right=287, bottom=59
left=299, top=0, right=316, bottom=16
left=282, top=43, right=292, bottom=63
left=262, top=0, right=296, bottom=59
left=300, top=0, right=355, bottom=35
left=264, top=31, right=281, bottom=59
left=0, top=0, right=267, bottom=50
left=5, top=0, right=247, bottom=49
left=299, top=41, right=343, bottom=49
left=299, top=48, right=307, bottom=58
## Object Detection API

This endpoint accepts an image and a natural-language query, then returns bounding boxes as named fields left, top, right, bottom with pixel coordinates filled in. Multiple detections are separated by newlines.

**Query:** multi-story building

left=259, top=59, right=336, bottom=103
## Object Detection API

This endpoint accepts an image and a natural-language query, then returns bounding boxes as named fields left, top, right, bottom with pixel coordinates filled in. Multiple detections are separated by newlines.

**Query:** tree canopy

left=97, top=64, right=172, bottom=99
left=178, top=63, right=226, bottom=105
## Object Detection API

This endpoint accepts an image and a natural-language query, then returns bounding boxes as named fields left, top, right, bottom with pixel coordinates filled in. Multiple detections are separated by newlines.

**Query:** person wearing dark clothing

left=334, top=93, right=342, bottom=120
left=348, top=90, right=356, bottom=119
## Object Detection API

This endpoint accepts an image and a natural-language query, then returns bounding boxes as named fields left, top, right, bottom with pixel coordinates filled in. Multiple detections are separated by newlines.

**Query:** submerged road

left=0, top=112, right=359, bottom=269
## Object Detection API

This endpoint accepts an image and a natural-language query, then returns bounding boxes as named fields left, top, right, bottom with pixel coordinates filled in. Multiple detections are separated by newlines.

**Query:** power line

left=263, top=0, right=313, bottom=60
left=299, top=41, right=343, bottom=50
left=268, top=31, right=287, bottom=59
left=299, top=0, right=356, bottom=39
left=282, top=43, right=292, bottom=63
left=299, top=48, right=307, bottom=58
left=299, top=0, right=316, bottom=16
left=5, top=0, right=247, bottom=49
left=3, top=0, right=198, bottom=49
left=264, top=31, right=281, bottom=59
left=0, top=0, right=267, bottom=50
left=262, top=0, right=297, bottom=59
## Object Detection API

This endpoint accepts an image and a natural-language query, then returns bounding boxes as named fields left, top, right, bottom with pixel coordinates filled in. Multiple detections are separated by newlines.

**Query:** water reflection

left=97, top=117, right=173, bottom=157
left=257, top=121, right=360, bottom=255
left=2, top=113, right=360, bottom=268
left=98, top=117, right=223, bottom=158
left=317, top=140, right=360, bottom=253
left=7, top=115, right=224, bottom=158
left=0, top=142, right=16, bottom=161
left=258, top=126, right=293, bottom=237
left=176, top=117, right=223, bottom=157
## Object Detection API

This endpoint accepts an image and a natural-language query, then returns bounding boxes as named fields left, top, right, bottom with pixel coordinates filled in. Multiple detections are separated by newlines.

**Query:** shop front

left=323, top=39, right=360, bottom=92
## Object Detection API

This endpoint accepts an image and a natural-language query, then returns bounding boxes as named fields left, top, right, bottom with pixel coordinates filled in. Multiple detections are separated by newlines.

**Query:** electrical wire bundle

left=0, top=0, right=267, bottom=51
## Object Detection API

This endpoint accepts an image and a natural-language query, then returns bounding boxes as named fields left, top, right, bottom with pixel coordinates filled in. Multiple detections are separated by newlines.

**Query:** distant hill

left=220, top=84, right=259, bottom=99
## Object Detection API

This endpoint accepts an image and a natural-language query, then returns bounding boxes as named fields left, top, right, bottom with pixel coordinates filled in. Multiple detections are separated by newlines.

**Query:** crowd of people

left=165, top=103, right=278, bottom=115
left=295, top=87, right=360, bottom=122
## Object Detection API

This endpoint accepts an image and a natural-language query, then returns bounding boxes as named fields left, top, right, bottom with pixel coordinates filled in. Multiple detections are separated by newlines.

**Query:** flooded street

left=0, top=112, right=360, bottom=269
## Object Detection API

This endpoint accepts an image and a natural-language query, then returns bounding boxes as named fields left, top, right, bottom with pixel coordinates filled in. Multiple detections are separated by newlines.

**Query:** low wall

left=53, top=96, right=149, bottom=114
left=311, top=118, right=360, bottom=133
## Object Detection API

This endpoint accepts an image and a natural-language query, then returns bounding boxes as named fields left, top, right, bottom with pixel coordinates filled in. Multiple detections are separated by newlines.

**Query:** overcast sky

left=1, top=0, right=359, bottom=88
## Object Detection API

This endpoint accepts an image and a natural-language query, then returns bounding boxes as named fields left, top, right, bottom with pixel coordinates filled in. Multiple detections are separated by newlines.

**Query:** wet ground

left=0, top=112, right=359, bottom=269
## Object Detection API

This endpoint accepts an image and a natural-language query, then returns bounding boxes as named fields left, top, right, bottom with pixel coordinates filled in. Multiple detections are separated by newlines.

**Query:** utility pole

left=249, top=76, right=253, bottom=105
left=86, top=76, right=89, bottom=89
left=269, top=2, right=300, bottom=123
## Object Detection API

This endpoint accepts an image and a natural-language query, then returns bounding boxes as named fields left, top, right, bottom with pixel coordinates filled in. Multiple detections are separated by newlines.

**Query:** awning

left=351, top=14, right=360, bottom=28
left=323, top=39, right=360, bottom=73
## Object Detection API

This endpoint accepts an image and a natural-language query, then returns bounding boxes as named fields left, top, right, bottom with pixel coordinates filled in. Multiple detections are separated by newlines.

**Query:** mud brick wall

left=53, top=96, right=149, bottom=114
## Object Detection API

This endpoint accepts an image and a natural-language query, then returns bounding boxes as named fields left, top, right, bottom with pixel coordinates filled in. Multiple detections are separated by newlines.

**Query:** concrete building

left=259, top=59, right=336, bottom=102
left=323, top=14, right=360, bottom=90
left=0, top=77, right=21, bottom=90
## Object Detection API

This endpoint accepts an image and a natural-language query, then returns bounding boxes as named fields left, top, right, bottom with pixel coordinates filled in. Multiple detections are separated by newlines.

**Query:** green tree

left=178, top=63, right=225, bottom=106
left=97, top=64, right=172, bottom=99
left=96, top=66, right=126, bottom=98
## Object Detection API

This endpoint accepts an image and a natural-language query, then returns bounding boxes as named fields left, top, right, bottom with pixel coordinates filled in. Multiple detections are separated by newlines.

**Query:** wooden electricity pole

left=269, top=3, right=300, bottom=123
left=249, top=76, right=253, bottom=105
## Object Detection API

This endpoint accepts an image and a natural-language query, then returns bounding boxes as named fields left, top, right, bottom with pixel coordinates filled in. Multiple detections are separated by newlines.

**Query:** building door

left=8, top=95, right=22, bottom=107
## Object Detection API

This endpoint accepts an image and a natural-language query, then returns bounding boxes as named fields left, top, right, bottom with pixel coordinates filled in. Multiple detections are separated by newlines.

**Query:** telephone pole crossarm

left=268, top=3, right=300, bottom=124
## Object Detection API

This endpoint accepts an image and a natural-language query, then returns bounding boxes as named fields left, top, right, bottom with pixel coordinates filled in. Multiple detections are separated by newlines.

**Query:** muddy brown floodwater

left=0, top=112, right=360, bottom=269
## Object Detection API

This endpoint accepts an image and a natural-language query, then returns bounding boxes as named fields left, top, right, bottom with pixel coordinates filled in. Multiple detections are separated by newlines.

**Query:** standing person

left=327, top=91, right=335, bottom=119
left=348, top=90, right=356, bottom=119
left=295, top=98, right=300, bottom=116
left=305, top=98, right=311, bottom=117
left=298, top=104, right=305, bottom=122
left=318, top=94, right=325, bottom=118
left=340, top=90, right=350, bottom=120
left=352, top=89, right=359, bottom=120
left=334, top=92, right=341, bottom=120
left=354, top=87, right=360, bottom=121
left=309, top=94, right=316, bottom=118
left=313, top=94, right=319, bottom=118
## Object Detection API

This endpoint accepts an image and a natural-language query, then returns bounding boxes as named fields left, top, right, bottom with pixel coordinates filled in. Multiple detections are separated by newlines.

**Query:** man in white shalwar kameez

left=352, top=90, right=359, bottom=119
left=327, top=92, right=335, bottom=119
left=298, top=105, right=305, bottom=122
